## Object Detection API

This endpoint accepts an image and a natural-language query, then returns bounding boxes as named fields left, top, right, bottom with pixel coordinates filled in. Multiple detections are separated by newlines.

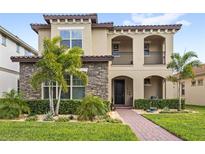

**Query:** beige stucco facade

left=33, top=14, right=181, bottom=106
left=173, top=75, right=205, bottom=106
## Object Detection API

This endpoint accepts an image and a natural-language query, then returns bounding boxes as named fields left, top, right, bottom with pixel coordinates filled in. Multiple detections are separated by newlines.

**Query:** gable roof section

left=30, top=24, right=51, bottom=34
left=0, top=25, right=38, bottom=55
left=113, top=24, right=182, bottom=31
left=30, top=14, right=182, bottom=34
left=43, top=13, right=98, bottom=24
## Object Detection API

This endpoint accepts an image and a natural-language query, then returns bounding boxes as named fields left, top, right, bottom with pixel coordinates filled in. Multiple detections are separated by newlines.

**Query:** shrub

left=0, top=90, right=30, bottom=119
left=43, top=112, right=54, bottom=121
left=55, top=116, right=69, bottom=122
left=134, top=99, right=185, bottom=110
left=26, top=99, right=82, bottom=115
left=26, top=115, right=38, bottom=121
left=77, top=95, right=108, bottom=121
left=104, top=117, right=122, bottom=123
left=68, top=115, right=74, bottom=120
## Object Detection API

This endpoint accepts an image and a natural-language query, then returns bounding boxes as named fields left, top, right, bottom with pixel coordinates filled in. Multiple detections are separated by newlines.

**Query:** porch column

left=162, top=79, right=167, bottom=99
left=166, top=81, right=174, bottom=98
left=133, top=75, right=144, bottom=106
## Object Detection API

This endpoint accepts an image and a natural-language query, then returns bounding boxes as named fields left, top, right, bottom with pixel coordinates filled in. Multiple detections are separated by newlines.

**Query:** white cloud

left=176, top=20, right=191, bottom=26
left=123, top=13, right=191, bottom=26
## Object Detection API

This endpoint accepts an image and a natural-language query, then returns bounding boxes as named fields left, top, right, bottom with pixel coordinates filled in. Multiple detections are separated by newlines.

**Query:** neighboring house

left=0, top=25, right=38, bottom=97
left=11, top=14, right=182, bottom=106
left=173, top=64, right=205, bottom=106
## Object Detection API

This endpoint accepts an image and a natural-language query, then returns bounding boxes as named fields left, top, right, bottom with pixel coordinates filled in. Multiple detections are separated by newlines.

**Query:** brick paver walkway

left=116, top=109, right=182, bottom=141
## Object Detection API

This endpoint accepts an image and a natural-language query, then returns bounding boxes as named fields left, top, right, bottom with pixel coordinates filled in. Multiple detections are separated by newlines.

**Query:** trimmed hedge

left=26, top=99, right=82, bottom=114
left=0, top=98, right=111, bottom=115
left=134, top=99, right=185, bottom=110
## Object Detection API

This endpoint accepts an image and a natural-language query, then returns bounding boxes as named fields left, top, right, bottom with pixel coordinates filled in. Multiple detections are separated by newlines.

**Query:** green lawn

left=0, top=121, right=137, bottom=141
left=143, top=105, right=205, bottom=141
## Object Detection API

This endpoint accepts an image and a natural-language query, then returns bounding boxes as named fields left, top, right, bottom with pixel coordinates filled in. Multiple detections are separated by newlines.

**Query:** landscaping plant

left=31, top=37, right=87, bottom=116
left=77, top=95, right=108, bottom=121
left=167, top=51, right=201, bottom=110
left=0, top=89, right=30, bottom=119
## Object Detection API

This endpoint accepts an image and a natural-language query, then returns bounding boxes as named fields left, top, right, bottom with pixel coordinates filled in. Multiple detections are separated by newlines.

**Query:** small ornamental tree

left=31, top=37, right=87, bottom=116
left=167, top=51, right=201, bottom=110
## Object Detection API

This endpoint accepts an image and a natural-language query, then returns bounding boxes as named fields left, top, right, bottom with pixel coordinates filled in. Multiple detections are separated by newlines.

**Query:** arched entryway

left=144, top=35, right=166, bottom=65
left=112, top=76, right=133, bottom=106
left=144, top=75, right=166, bottom=99
left=112, top=35, right=133, bottom=65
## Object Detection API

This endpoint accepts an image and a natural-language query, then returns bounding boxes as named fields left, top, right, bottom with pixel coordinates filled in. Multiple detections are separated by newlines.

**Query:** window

left=72, top=76, right=85, bottom=99
left=42, top=81, right=57, bottom=99
left=16, top=44, right=20, bottom=53
left=191, top=80, right=196, bottom=86
left=181, top=82, right=185, bottom=96
left=60, top=30, right=82, bottom=48
left=144, top=43, right=150, bottom=55
left=1, top=35, right=6, bottom=46
left=42, top=75, right=85, bottom=99
left=198, top=79, right=203, bottom=86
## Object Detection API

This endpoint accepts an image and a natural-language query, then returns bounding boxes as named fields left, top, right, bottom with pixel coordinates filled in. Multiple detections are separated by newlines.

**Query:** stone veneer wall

left=20, top=62, right=41, bottom=99
left=83, top=62, right=109, bottom=100
left=19, top=61, right=109, bottom=100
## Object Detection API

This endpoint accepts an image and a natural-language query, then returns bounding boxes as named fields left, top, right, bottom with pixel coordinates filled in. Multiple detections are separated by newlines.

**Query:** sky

left=0, top=13, right=205, bottom=62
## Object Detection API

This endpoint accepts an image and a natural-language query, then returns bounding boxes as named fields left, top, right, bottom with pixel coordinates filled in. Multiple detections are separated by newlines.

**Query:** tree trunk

left=49, top=82, right=55, bottom=115
left=55, top=85, right=62, bottom=116
left=178, top=81, right=182, bottom=111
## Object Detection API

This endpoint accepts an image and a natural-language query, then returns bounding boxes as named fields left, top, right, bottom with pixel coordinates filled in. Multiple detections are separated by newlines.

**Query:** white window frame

left=41, top=75, right=85, bottom=99
left=60, top=28, right=83, bottom=48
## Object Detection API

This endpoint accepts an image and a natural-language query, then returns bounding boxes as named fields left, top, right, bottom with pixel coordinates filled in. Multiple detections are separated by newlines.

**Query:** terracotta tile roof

left=10, top=55, right=113, bottom=63
left=43, top=14, right=98, bottom=24
left=30, top=24, right=51, bottom=33
left=113, top=24, right=182, bottom=31
left=92, top=22, right=113, bottom=28
left=193, top=64, right=205, bottom=76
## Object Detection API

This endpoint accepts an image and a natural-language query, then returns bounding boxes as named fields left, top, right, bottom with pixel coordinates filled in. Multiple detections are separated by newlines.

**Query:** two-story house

left=0, top=25, right=38, bottom=97
left=11, top=14, right=181, bottom=107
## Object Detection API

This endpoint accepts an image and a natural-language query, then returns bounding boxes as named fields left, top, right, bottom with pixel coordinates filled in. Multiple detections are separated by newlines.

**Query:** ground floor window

left=42, top=75, right=85, bottom=99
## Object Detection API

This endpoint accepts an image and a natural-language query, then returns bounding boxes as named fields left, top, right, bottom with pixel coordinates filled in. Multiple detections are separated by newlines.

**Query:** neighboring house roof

left=0, top=25, right=38, bottom=55
left=30, top=14, right=182, bottom=34
left=193, top=64, right=205, bottom=76
left=10, top=55, right=113, bottom=63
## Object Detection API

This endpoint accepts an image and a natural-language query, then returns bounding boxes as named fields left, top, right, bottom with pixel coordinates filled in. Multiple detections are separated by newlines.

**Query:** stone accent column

left=83, top=62, right=109, bottom=100
left=19, top=62, right=41, bottom=99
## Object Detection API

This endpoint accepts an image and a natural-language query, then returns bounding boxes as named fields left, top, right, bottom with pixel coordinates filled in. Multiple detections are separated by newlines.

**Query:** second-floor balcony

left=144, top=51, right=165, bottom=65
left=112, top=51, right=133, bottom=65
left=112, top=35, right=133, bottom=65
left=144, top=35, right=166, bottom=65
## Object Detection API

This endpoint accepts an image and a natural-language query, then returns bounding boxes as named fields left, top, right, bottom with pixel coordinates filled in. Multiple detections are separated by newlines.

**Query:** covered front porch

left=111, top=74, right=168, bottom=107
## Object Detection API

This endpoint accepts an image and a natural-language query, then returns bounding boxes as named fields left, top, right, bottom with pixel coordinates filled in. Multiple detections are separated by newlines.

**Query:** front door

left=114, top=79, right=125, bottom=104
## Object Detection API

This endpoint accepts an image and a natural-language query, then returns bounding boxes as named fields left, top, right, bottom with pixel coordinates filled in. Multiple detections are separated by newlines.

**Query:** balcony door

left=114, top=79, right=125, bottom=104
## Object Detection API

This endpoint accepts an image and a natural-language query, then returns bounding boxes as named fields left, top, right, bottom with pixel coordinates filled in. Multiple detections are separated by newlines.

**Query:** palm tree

left=31, top=37, right=87, bottom=116
left=167, top=51, right=201, bottom=110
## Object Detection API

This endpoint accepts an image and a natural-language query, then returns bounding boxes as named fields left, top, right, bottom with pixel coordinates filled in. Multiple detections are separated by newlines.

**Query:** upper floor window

left=60, top=30, right=82, bottom=48
left=16, top=44, right=20, bottom=53
left=1, top=35, right=6, bottom=46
